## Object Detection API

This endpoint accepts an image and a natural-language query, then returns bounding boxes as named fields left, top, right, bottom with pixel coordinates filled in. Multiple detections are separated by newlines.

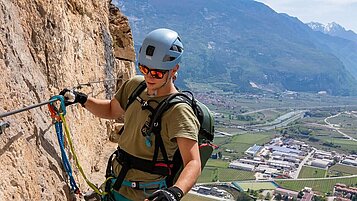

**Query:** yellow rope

left=60, top=113, right=108, bottom=196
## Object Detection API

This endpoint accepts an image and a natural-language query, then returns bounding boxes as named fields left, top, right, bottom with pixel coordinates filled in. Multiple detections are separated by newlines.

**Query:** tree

left=298, top=191, right=304, bottom=198
left=236, top=192, right=253, bottom=201
left=275, top=193, right=282, bottom=201
left=313, top=195, right=327, bottom=201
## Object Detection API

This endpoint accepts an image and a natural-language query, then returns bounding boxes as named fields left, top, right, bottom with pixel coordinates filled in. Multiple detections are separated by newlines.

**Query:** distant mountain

left=307, top=22, right=357, bottom=44
left=114, top=0, right=357, bottom=96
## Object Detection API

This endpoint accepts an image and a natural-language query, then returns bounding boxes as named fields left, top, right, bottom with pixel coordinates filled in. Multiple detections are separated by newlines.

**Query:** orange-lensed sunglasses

left=139, top=64, right=168, bottom=79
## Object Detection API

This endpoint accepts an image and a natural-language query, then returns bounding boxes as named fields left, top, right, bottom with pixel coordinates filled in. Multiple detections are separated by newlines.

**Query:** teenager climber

left=60, top=28, right=201, bottom=201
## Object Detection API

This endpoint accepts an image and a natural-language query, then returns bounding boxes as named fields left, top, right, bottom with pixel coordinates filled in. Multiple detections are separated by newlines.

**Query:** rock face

left=0, top=0, right=135, bottom=200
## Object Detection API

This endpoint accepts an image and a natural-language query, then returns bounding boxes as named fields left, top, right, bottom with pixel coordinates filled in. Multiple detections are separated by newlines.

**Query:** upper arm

left=110, top=98, right=125, bottom=119
left=177, top=137, right=201, bottom=168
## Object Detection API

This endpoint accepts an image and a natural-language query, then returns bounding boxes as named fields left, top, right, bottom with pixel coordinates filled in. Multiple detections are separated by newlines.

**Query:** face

left=139, top=64, right=179, bottom=92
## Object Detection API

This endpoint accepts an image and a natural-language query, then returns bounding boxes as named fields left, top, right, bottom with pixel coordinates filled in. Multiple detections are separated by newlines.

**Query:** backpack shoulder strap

left=125, top=80, right=146, bottom=110
left=149, top=92, right=193, bottom=162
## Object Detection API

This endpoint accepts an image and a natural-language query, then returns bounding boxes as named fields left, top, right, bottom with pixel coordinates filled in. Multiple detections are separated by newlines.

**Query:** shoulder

left=164, top=102, right=200, bottom=141
left=165, top=101, right=199, bottom=123
left=119, top=75, right=145, bottom=97
left=125, top=75, right=145, bottom=91
left=114, top=75, right=145, bottom=108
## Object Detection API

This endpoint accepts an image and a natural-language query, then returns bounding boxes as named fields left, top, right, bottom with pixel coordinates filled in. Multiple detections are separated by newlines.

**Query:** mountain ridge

left=307, top=22, right=357, bottom=44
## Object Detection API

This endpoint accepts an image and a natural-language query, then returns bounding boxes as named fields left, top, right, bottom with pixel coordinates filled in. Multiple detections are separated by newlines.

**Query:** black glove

left=59, top=88, right=88, bottom=107
left=147, top=186, right=184, bottom=201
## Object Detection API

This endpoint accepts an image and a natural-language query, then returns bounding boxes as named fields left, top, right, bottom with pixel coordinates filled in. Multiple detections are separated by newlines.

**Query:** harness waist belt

left=122, top=179, right=167, bottom=190
left=115, top=148, right=173, bottom=176
left=111, top=147, right=174, bottom=191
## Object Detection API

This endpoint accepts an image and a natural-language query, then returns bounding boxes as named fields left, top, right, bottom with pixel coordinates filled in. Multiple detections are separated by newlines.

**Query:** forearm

left=173, top=159, right=201, bottom=194
left=83, top=97, right=122, bottom=119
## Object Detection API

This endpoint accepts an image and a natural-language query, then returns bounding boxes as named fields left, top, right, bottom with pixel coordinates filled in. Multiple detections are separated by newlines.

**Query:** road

left=324, top=112, right=357, bottom=141
left=294, top=149, right=315, bottom=179
left=247, top=110, right=308, bottom=131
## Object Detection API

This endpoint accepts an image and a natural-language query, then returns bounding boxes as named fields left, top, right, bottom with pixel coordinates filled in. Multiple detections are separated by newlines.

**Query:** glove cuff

left=168, top=186, right=184, bottom=201
left=77, top=92, right=88, bottom=107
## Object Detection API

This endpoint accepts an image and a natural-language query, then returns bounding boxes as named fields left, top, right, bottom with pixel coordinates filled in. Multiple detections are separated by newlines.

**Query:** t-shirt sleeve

left=163, top=103, right=200, bottom=142
left=114, top=76, right=144, bottom=110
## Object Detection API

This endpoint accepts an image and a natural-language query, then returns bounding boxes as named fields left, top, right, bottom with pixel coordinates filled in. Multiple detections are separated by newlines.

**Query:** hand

left=146, top=186, right=183, bottom=201
left=59, top=88, right=88, bottom=107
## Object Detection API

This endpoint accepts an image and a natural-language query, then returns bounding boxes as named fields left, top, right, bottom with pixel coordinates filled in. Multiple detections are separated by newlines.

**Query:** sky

left=255, top=0, right=357, bottom=33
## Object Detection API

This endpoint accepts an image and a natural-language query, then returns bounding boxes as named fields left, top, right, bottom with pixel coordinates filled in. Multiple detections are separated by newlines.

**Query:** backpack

left=107, top=81, right=215, bottom=192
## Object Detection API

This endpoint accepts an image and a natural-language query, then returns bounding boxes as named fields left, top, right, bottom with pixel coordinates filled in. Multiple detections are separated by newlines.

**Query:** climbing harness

left=107, top=80, right=216, bottom=193
left=48, top=95, right=107, bottom=196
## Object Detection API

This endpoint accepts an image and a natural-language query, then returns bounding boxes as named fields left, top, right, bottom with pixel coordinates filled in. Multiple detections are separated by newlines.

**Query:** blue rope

left=55, top=121, right=79, bottom=193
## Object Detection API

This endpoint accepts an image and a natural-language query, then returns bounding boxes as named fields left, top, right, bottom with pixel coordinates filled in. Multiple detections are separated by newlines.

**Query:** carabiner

left=48, top=95, right=66, bottom=121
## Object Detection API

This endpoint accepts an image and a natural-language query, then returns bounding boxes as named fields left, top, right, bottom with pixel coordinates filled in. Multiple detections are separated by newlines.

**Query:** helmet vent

left=146, top=45, right=155, bottom=56
left=170, top=45, right=183, bottom=53
left=163, top=55, right=176, bottom=62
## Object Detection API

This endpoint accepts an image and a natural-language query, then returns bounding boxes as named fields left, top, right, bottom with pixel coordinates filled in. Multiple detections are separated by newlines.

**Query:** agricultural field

left=233, top=181, right=278, bottom=191
left=298, top=166, right=326, bottom=178
left=328, top=164, right=357, bottom=176
left=275, top=176, right=357, bottom=194
left=197, top=167, right=255, bottom=183
left=212, top=133, right=275, bottom=159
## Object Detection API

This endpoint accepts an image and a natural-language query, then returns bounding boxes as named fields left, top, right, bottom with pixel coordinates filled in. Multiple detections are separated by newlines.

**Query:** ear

left=172, top=64, right=179, bottom=74
left=170, top=65, right=179, bottom=81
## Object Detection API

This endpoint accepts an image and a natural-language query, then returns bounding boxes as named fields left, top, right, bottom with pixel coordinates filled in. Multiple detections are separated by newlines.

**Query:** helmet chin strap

left=147, top=70, right=173, bottom=98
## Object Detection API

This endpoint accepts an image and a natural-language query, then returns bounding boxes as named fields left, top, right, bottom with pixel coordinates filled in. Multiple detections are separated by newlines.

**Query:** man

left=61, top=28, right=201, bottom=201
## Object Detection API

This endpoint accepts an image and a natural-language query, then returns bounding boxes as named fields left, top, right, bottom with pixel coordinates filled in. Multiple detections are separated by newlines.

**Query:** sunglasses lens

left=139, top=65, right=149, bottom=75
left=151, top=70, right=164, bottom=79
left=139, top=64, right=167, bottom=79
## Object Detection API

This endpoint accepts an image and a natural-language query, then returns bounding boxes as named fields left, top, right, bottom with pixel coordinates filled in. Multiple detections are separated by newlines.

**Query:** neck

left=147, top=81, right=177, bottom=97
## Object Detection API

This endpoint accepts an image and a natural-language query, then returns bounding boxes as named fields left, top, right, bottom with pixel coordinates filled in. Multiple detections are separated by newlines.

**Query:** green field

left=329, top=164, right=357, bottom=175
left=234, top=181, right=278, bottom=191
left=298, top=166, right=326, bottom=178
left=205, top=159, right=229, bottom=168
left=275, top=176, right=357, bottom=193
left=198, top=167, right=255, bottom=183
left=214, top=133, right=274, bottom=159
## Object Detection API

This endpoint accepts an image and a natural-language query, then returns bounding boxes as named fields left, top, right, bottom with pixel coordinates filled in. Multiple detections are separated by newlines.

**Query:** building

left=197, top=186, right=211, bottom=195
left=341, top=159, right=357, bottom=166
left=239, top=158, right=265, bottom=166
left=256, top=165, right=279, bottom=174
left=314, top=150, right=333, bottom=160
left=245, top=144, right=262, bottom=156
left=274, top=187, right=299, bottom=199
left=229, top=161, right=255, bottom=171
left=310, top=159, right=331, bottom=168
left=301, top=192, right=313, bottom=201
left=268, top=159, right=294, bottom=170
left=268, top=145, right=303, bottom=155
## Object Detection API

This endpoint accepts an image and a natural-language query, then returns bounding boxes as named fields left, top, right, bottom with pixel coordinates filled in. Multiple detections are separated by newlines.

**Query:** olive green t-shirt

left=113, top=75, right=199, bottom=200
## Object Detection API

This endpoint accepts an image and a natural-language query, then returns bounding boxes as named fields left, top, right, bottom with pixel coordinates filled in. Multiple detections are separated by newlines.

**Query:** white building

left=229, top=161, right=255, bottom=171
left=341, top=159, right=357, bottom=166
left=245, top=144, right=262, bottom=156
left=310, top=159, right=331, bottom=168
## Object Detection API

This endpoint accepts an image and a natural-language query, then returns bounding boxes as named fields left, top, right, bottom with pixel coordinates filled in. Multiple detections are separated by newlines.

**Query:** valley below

left=186, top=88, right=357, bottom=201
